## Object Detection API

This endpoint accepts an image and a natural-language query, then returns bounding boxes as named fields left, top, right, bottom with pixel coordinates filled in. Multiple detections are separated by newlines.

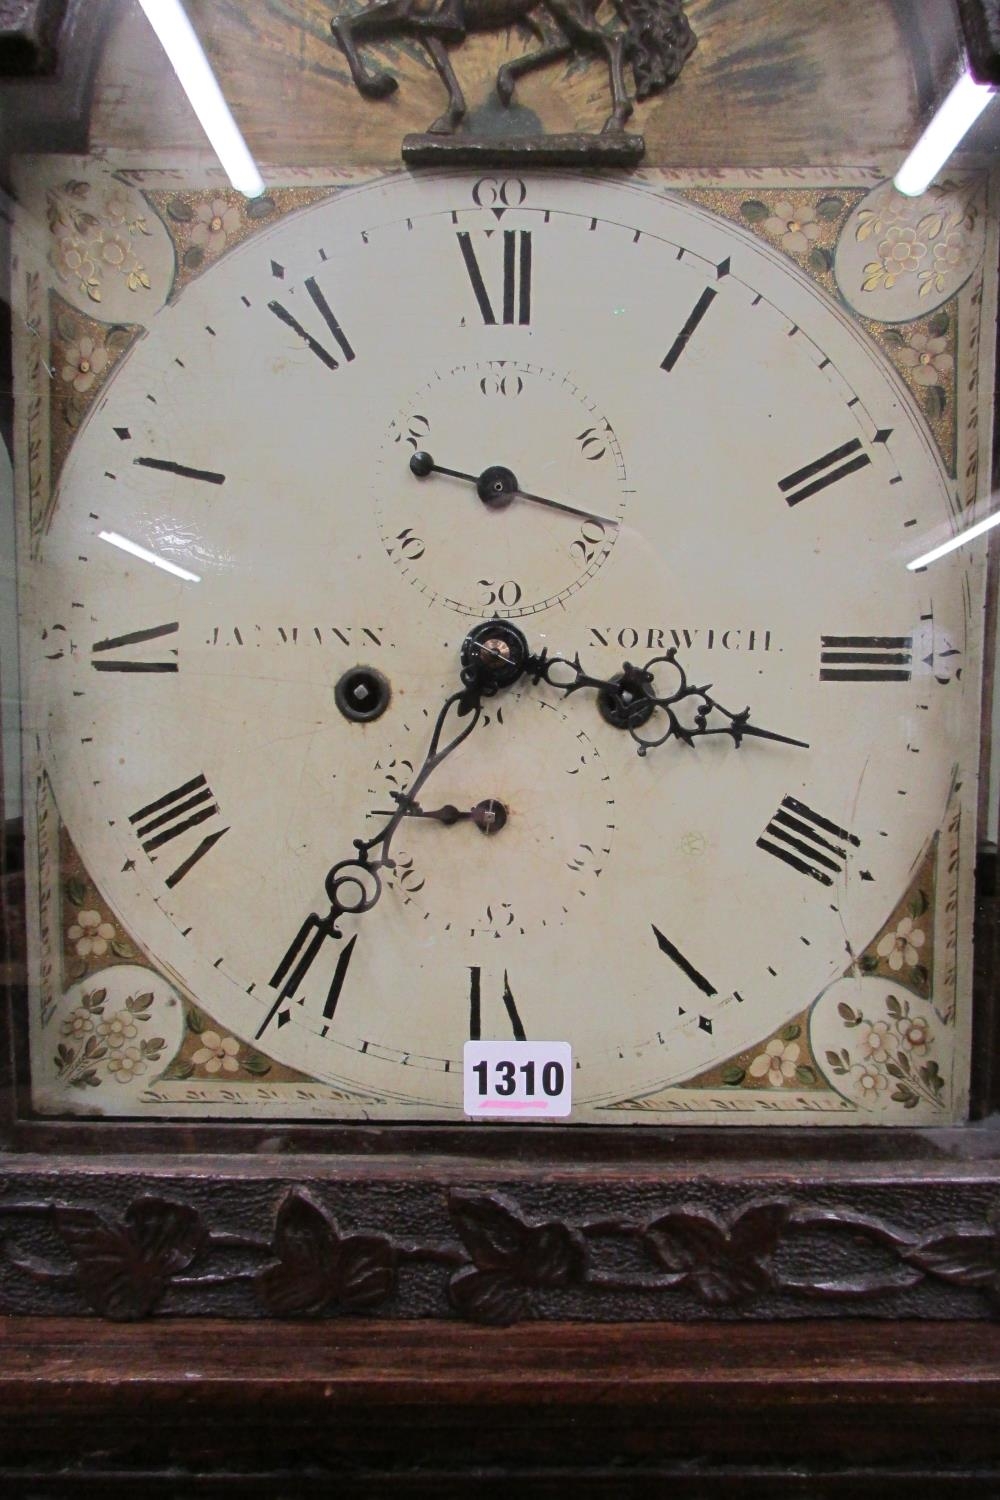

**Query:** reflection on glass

left=907, top=503, right=1000, bottom=571
left=895, top=68, right=996, bottom=197
left=99, top=529, right=201, bottom=582
left=136, top=0, right=265, bottom=198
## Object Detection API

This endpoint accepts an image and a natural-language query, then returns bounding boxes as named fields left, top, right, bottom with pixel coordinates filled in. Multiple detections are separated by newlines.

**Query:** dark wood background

left=2, top=1318, right=1000, bottom=1494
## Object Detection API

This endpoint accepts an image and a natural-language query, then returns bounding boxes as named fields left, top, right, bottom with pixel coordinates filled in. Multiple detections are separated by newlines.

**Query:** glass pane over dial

left=15, top=166, right=993, bottom=1123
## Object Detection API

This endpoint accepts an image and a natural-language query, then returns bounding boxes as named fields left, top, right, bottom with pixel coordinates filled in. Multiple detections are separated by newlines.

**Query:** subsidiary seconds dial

left=375, top=361, right=627, bottom=617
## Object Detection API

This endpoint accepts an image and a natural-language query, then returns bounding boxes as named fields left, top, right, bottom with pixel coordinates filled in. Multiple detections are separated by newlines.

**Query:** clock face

left=17, top=166, right=989, bottom=1123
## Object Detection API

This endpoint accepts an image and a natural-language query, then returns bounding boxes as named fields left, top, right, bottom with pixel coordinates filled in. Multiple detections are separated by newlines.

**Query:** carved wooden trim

left=2, top=1156, right=1000, bottom=1321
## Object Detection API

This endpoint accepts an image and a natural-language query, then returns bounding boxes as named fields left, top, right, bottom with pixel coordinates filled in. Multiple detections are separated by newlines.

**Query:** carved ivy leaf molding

left=53, top=1197, right=206, bottom=1320
left=903, top=1224, right=1000, bottom=1308
left=642, top=1203, right=789, bottom=1307
left=3, top=1183, right=1000, bottom=1322
left=447, top=1190, right=587, bottom=1326
left=256, top=1187, right=397, bottom=1318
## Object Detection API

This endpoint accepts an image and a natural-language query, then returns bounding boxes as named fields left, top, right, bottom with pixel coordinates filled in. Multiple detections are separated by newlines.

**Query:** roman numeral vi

left=469, top=966, right=526, bottom=1040
left=779, top=439, right=871, bottom=507
left=91, top=622, right=179, bottom=674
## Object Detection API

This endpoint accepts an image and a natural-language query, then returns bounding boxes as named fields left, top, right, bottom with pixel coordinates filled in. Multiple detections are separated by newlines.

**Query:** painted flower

left=67, top=907, right=116, bottom=957
left=857, top=1019, right=892, bottom=1062
left=50, top=231, right=97, bottom=289
left=932, top=228, right=965, bottom=275
left=99, top=230, right=132, bottom=270
left=106, top=1044, right=147, bottom=1083
left=97, top=1010, right=138, bottom=1050
left=898, top=1017, right=932, bottom=1057
left=191, top=198, right=240, bottom=256
left=191, top=1030, right=241, bottom=1074
left=61, top=335, right=108, bottom=394
left=763, top=199, right=822, bottom=253
left=851, top=1060, right=888, bottom=1101
left=876, top=916, right=926, bottom=971
left=875, top=225, right=927, bottom=281
left=748, top=1037, right=800, bottom=1088
left=855, top=192, right=911, bottom=242
left=897, top=332, right=953, bottom=387
left=60, top=1007, right=94, bottom=1040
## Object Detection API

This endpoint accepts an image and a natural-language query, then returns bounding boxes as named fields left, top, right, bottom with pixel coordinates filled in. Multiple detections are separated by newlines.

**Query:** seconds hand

left=409, top=450, right=620, bottom=529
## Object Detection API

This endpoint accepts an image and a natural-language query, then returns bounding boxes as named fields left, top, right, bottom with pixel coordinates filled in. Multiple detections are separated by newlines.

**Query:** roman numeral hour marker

left=457, top=230, right=532, bottom=325
left=757, top=796, right=860, bottom=887
left=820, top=635, right=913, bottom=683
left=129, top=773, right=228, bottom=888
left=779, top=439, right=871, bottom=507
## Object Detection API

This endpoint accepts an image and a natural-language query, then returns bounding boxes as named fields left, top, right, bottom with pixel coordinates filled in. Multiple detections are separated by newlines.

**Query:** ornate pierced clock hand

left=409, top=450, right=619, bottom=528
left=259, top=624, right=521, bottom=1036
left=529, top=646, right=810, bottom=756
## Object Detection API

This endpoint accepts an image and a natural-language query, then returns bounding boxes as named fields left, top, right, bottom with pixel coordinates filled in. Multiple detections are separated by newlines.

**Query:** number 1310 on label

left=463, top=1042, right=572, bottom=1118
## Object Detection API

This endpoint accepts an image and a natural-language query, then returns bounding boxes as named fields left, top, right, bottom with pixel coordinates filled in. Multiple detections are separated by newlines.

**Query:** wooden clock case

left=2, top=0, right=1000, bottom=1491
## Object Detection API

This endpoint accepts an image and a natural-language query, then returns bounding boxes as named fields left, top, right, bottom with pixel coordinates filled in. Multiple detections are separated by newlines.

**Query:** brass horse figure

left=331, top=0, right=696, bottom=137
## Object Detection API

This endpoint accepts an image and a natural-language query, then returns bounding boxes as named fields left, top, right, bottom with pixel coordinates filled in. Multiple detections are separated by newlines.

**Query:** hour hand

left=373, top=794, right=508, bottom=834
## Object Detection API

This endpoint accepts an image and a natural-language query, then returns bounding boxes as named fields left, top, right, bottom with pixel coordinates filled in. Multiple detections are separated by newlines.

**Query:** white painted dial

left=26, top=170, right=980, bottom=1121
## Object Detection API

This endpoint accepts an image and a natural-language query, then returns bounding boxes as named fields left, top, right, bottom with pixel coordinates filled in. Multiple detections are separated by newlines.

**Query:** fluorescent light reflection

left=100, top=530, right=201, bottom=583
left=137, top=0, right=265, bottom=198
left=907, top=509, right=1000, bottom=571
left=895, top=68, right=996, bottom=197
